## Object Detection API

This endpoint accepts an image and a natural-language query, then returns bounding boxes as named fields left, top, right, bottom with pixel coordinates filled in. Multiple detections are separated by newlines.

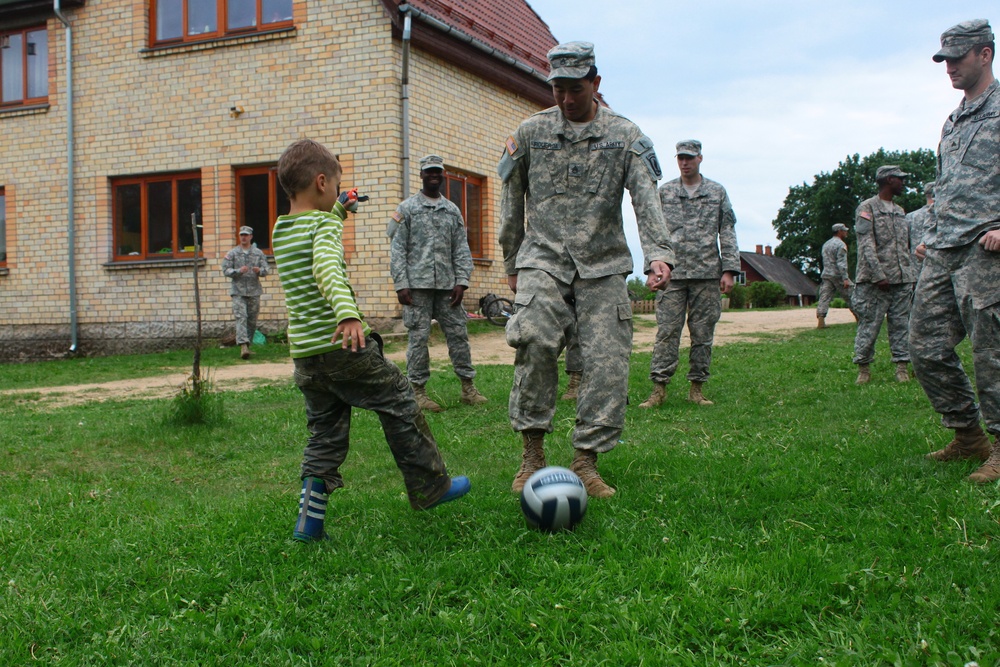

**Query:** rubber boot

left=423, top=475, right=472, bottom=508
left=511, top=430, right=546, bottom=493
left=895, top=362, right=910, bottom=383
left=413, top=384, right=443, bottom=413
left=293, top=477, right=329, bottom=543
left=570, top=449, right=615, bottom=498
left=817, top=315, right=827, bottom=329
left=561, top=372, right=582, bottom=401
left=639, top=382, right=666, bottom=408
left=688, top=381, right=714, bottom=405
left=459, top=378, right=488, bottom=405
left=240, top=343, right=250, bottom=360
left=855, top=364, right=871, bottom=385
left=968, top=440, right=1000, bottom=484
left=926, top=425, right=992, bottom=462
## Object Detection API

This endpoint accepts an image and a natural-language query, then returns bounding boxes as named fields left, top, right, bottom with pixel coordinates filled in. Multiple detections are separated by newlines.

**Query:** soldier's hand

left=332, top=318, right=366, bottom=352
left=876, top=280, right=890, bottom=292
left=720, top=272, right=735, bottom=295
left=914, top=243, right=927, bottom=260
left=843, top=279, right=851, bottom=290
left=647, top=261, right=671, bottom=291
left=252, top=267, right=261, bottom=275
left=507, top=275, right=518, bottom=294
left=396, top=288, right=413, bottom=306
left=240, top=266, right=249, bottom=274
left=979, top=230, right=1000, bottom=253
left=450, top=285, right=466, bottom=308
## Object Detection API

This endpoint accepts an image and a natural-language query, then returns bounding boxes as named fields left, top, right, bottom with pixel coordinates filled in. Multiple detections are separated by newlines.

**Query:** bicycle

left=478, top=293, right=514, bottom=327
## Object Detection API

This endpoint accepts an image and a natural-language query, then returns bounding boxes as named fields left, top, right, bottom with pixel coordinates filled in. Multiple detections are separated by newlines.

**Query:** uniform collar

left=558, top=104, right=606, bottom=142
left=956, top=78, right=998, bottom=118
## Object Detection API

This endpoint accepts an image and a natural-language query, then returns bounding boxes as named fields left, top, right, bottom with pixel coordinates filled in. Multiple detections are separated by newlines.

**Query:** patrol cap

left=675, top=140, right=702, bottom=157
left=239, top=226, right=254, bottom=235
left=875, top=165, right=910, bottom=182
left=546, top=41, right=595, bottom=81
left=832, top=223, right=849, bottom=233
left=923, top=181, right=936, bottom=197
left=933, top=19, right=994, bottom=62
left=419, top=154, right=444, bottom=171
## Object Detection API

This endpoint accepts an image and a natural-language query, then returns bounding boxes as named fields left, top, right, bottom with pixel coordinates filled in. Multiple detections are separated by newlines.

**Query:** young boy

left=272, top=139, right=470, bottom=542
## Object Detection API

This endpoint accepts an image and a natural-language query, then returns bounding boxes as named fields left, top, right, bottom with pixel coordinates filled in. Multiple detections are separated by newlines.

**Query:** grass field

left=1, top=321, right=998, bottom=665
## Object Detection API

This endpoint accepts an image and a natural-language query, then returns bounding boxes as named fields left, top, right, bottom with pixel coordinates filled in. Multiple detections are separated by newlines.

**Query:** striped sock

left=293, top=477, right=328, bottom=542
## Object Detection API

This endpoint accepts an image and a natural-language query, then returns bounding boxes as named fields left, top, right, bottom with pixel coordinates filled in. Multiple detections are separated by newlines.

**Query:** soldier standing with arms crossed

left=816, top=223, right=853, bottom=328
left=912, top=20, right=1000, bottom=483
left=499, top=41, right=674, bottom=498
left=639, top=140, right=739, bottom=408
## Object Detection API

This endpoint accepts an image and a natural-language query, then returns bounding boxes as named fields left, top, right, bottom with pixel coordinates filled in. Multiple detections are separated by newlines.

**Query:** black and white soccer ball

left=520, top=466, right=588, bottom=531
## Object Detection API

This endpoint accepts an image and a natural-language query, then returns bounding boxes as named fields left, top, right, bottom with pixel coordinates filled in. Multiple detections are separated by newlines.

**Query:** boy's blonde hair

left=277, top=139, right=342, bottom=197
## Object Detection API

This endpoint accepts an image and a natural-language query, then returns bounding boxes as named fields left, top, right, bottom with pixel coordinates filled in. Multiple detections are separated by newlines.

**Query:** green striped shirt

left=271, top=202, right=371, bottom=358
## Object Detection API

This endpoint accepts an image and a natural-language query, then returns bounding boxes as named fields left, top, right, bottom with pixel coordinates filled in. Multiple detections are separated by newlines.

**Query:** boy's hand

left=338, top=188, right=368, bottom=213
left=332, top=318, right=366, bottom=352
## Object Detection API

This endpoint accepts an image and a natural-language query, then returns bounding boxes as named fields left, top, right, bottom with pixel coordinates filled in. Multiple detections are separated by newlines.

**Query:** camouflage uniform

left=648, top=176, right=739, bottom=385
left=906, top=205, right=933, bottom=262
left=222, top=242, right=269, bottom=345
left=910, top=77, right=1000, bottom=436
left=499, top=105, right=673, bottom=452
left=389, top=192, right=476, bottom=385
left=852, top=194, right=916, bottom=365
left=816, top=235, right=853, bottom=318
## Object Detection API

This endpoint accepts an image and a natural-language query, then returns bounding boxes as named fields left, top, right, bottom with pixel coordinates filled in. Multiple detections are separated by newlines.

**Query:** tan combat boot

left=817, top=315, right=827, bottom=329
left=240, top=343, right=251, bottom=360
left=413, top=384, right=444, bottom=413
left=855, top=364, right=871, bottom=385
left=561, top=372, right=582, bottom=401
left=688, top=381, right=714, bottom=405
left=639, top=382, right=666, bottom=408
left=511, top=430, right=546, bottom=493
left=459, top=378, right=488, bottom=405
left=926, top=425, right=992, bottom=462
left=570, top=449, right=615, bottom=498
left=895, top=362, right=910, bottom=383
left=968, top=440, right=1000, bottom=484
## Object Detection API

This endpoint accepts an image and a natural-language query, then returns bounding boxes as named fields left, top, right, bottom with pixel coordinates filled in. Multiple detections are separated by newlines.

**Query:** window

left=235, top=165, right=289, bottom=253
left=0, top=187, right=6, bottom=266
left=151, top=0, right=294, bottom=45
left=112, top=173, right=202, bottom=260
left=444, top=170, right=484, bottom=258
left=1, top=26, right=48, bottom=107
left=736, top=271, right=746, bottom=285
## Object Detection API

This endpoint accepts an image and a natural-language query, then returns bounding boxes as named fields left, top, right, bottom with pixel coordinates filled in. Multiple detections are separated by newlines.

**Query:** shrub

left=748, top=281, right=787, bottom=308
left=831, top=297, right=848, bottom=309
left=627, top=276, right=655, bottom=301
left=729, top=284, right=747, bottom=309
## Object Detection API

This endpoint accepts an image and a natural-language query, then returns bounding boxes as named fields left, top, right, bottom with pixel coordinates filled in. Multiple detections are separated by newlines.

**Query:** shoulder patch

left=859, top=210, right=872, bottom=221
left=630, top=135, right=662, bottom=180
left=391, top=211, right=402, bottom=223
left=505, top=135, right=518, bottom=156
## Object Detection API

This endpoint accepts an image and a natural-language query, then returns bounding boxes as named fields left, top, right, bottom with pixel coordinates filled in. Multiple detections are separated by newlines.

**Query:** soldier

left=390, top=154, right=487, bottom=412
left=911, top=19, right=1000, bottom=483
left=222, top=225, right=269, bottom=359
left=639, top=140, right=739, bottom=408
left=816, top=223, right=854, bottom=328
left=908, top=181, right=935, bottom=263
left=852, top=165, right=917, bottom=384
left=499, top=41, right=674, bottom=498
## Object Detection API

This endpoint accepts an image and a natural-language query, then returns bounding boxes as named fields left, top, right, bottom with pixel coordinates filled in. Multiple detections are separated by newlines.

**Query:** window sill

left=0, top=267, right=8, bottom=276
left=104, top=258, right=207, bottom=270
left=472, top=258, right=493, bottom=266
left=141, top=27, right=295, bottom=58
left=0, top=103, right=50, bottom=118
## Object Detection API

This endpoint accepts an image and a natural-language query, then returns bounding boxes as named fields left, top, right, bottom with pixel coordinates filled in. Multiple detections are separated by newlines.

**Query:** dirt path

left=1, top=308, right=854, bottom=408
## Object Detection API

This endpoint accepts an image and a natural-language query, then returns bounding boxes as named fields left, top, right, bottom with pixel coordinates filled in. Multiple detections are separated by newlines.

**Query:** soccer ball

left=520, top=466, right=588, bottom=531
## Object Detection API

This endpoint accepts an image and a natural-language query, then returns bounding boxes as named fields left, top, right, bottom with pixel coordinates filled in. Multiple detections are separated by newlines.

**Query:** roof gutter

left=54, top=0, right=77, bottom=353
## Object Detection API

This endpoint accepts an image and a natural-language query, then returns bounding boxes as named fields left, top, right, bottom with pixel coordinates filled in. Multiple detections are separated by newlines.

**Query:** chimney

left=765, top=245, right=772, bottom=256
left=755, top=244, right=763, bottom=254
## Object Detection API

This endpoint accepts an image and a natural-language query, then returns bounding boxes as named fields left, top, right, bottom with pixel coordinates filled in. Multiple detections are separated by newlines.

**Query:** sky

left=524, top=0, right=996, bottom=276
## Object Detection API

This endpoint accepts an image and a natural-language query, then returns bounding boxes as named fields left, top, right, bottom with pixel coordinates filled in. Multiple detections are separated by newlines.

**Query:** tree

left=772, top=148, right=936, bottom=282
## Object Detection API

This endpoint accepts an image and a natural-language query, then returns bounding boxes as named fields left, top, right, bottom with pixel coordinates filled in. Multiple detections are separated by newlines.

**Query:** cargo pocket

left=506, top=292, right=535, bottom=348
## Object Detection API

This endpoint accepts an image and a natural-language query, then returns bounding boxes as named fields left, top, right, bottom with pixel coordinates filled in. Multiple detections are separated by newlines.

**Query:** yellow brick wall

left=0, top=0, right=547, bottom=352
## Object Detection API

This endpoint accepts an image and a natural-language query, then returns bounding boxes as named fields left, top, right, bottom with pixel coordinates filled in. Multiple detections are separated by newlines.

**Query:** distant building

left=739, top=245, right=817, bottom=307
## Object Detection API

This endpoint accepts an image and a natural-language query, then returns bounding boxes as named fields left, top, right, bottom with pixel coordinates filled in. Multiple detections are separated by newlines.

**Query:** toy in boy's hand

left=338, top=188, right=370, bottom=213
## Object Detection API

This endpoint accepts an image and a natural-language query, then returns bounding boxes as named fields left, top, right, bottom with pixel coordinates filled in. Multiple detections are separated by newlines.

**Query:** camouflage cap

left=546, top=41, right=595, bottom=82
left=239, top=226, right=254, bottom=235
left=419, top=154, right=444, bottom=171
left=875, top=165, right=910, bottom=182
left=933, top=19, right=994, bottom=62
left=923, top=181, right=936, bottom=197
left=675, top=140, right=702, bottom=157
left=832, top=223, right=849, bottom=233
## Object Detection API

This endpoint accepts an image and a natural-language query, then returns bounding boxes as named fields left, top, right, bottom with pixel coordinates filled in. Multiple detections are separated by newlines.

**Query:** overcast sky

left=524, top=0, right=996, bottom=275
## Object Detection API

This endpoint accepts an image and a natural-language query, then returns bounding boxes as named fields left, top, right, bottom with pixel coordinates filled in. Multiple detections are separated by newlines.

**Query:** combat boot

left=570, top=449, right=615, bottom=498
left=639, top=382, right=666, bottom=408
left=895, top=362, right=910, bottom=383
left=926, top=425, right=992, bottom=462
left=688, top=381, right=714, bottom=405
left=511, top=430, right=546, bottom=493
left=413, top=384, right=444, bottom=413
left=293, top=477, right=329, bottom=543
left=561, top=372, right=582, bottom=401
left=968, top=440, right=1000, bottom=484
left=855, top=364, right=871, bottom=385
left=817, top=315, right=827, bottom=329
left=240, top=343, right=251, bottom=360
left=460, top=378, right=488, bottom=405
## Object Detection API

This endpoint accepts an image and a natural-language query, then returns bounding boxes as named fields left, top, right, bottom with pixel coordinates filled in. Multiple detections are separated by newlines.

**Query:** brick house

left=0, top=0, right=557, bottom=360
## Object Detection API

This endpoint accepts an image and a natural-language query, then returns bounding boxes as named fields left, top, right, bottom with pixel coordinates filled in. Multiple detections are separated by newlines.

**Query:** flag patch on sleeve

left=505, top=136, right=518, bottom=156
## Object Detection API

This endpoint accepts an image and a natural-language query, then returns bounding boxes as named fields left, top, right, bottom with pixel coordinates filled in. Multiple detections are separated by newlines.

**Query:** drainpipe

left=400, top=9, right=412, bottom=201
left=54, top=0, right=76, bottom=352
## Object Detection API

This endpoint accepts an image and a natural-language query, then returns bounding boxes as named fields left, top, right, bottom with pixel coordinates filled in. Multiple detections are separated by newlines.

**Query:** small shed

left=740, top=246, right=817, bottom=306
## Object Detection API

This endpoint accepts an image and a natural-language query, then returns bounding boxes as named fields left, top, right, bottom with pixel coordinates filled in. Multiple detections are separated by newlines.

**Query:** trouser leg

left=685, top=280, right=723, bottom=384
left=852, top=283, right=889, bottom=365
left=232, top=295, right=251, bottom=345
left=886, top=283, right=914, bottom=363
left=402, top=290, right=433, bottom=386
left=433, top=290, right=477, bottom=380
left=245, top=295, right=260, bottom=343
left=649, top=282, right=689, bottom=384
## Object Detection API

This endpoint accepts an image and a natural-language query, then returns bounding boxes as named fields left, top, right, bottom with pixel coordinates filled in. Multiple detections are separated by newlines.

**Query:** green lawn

left=1, top=321, right=997, bottom=665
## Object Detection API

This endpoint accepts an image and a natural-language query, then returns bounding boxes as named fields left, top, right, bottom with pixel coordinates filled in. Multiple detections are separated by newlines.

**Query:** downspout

left=54, top=0, right=77, bottom=352
left=400, top=9, right=412, bottom=202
